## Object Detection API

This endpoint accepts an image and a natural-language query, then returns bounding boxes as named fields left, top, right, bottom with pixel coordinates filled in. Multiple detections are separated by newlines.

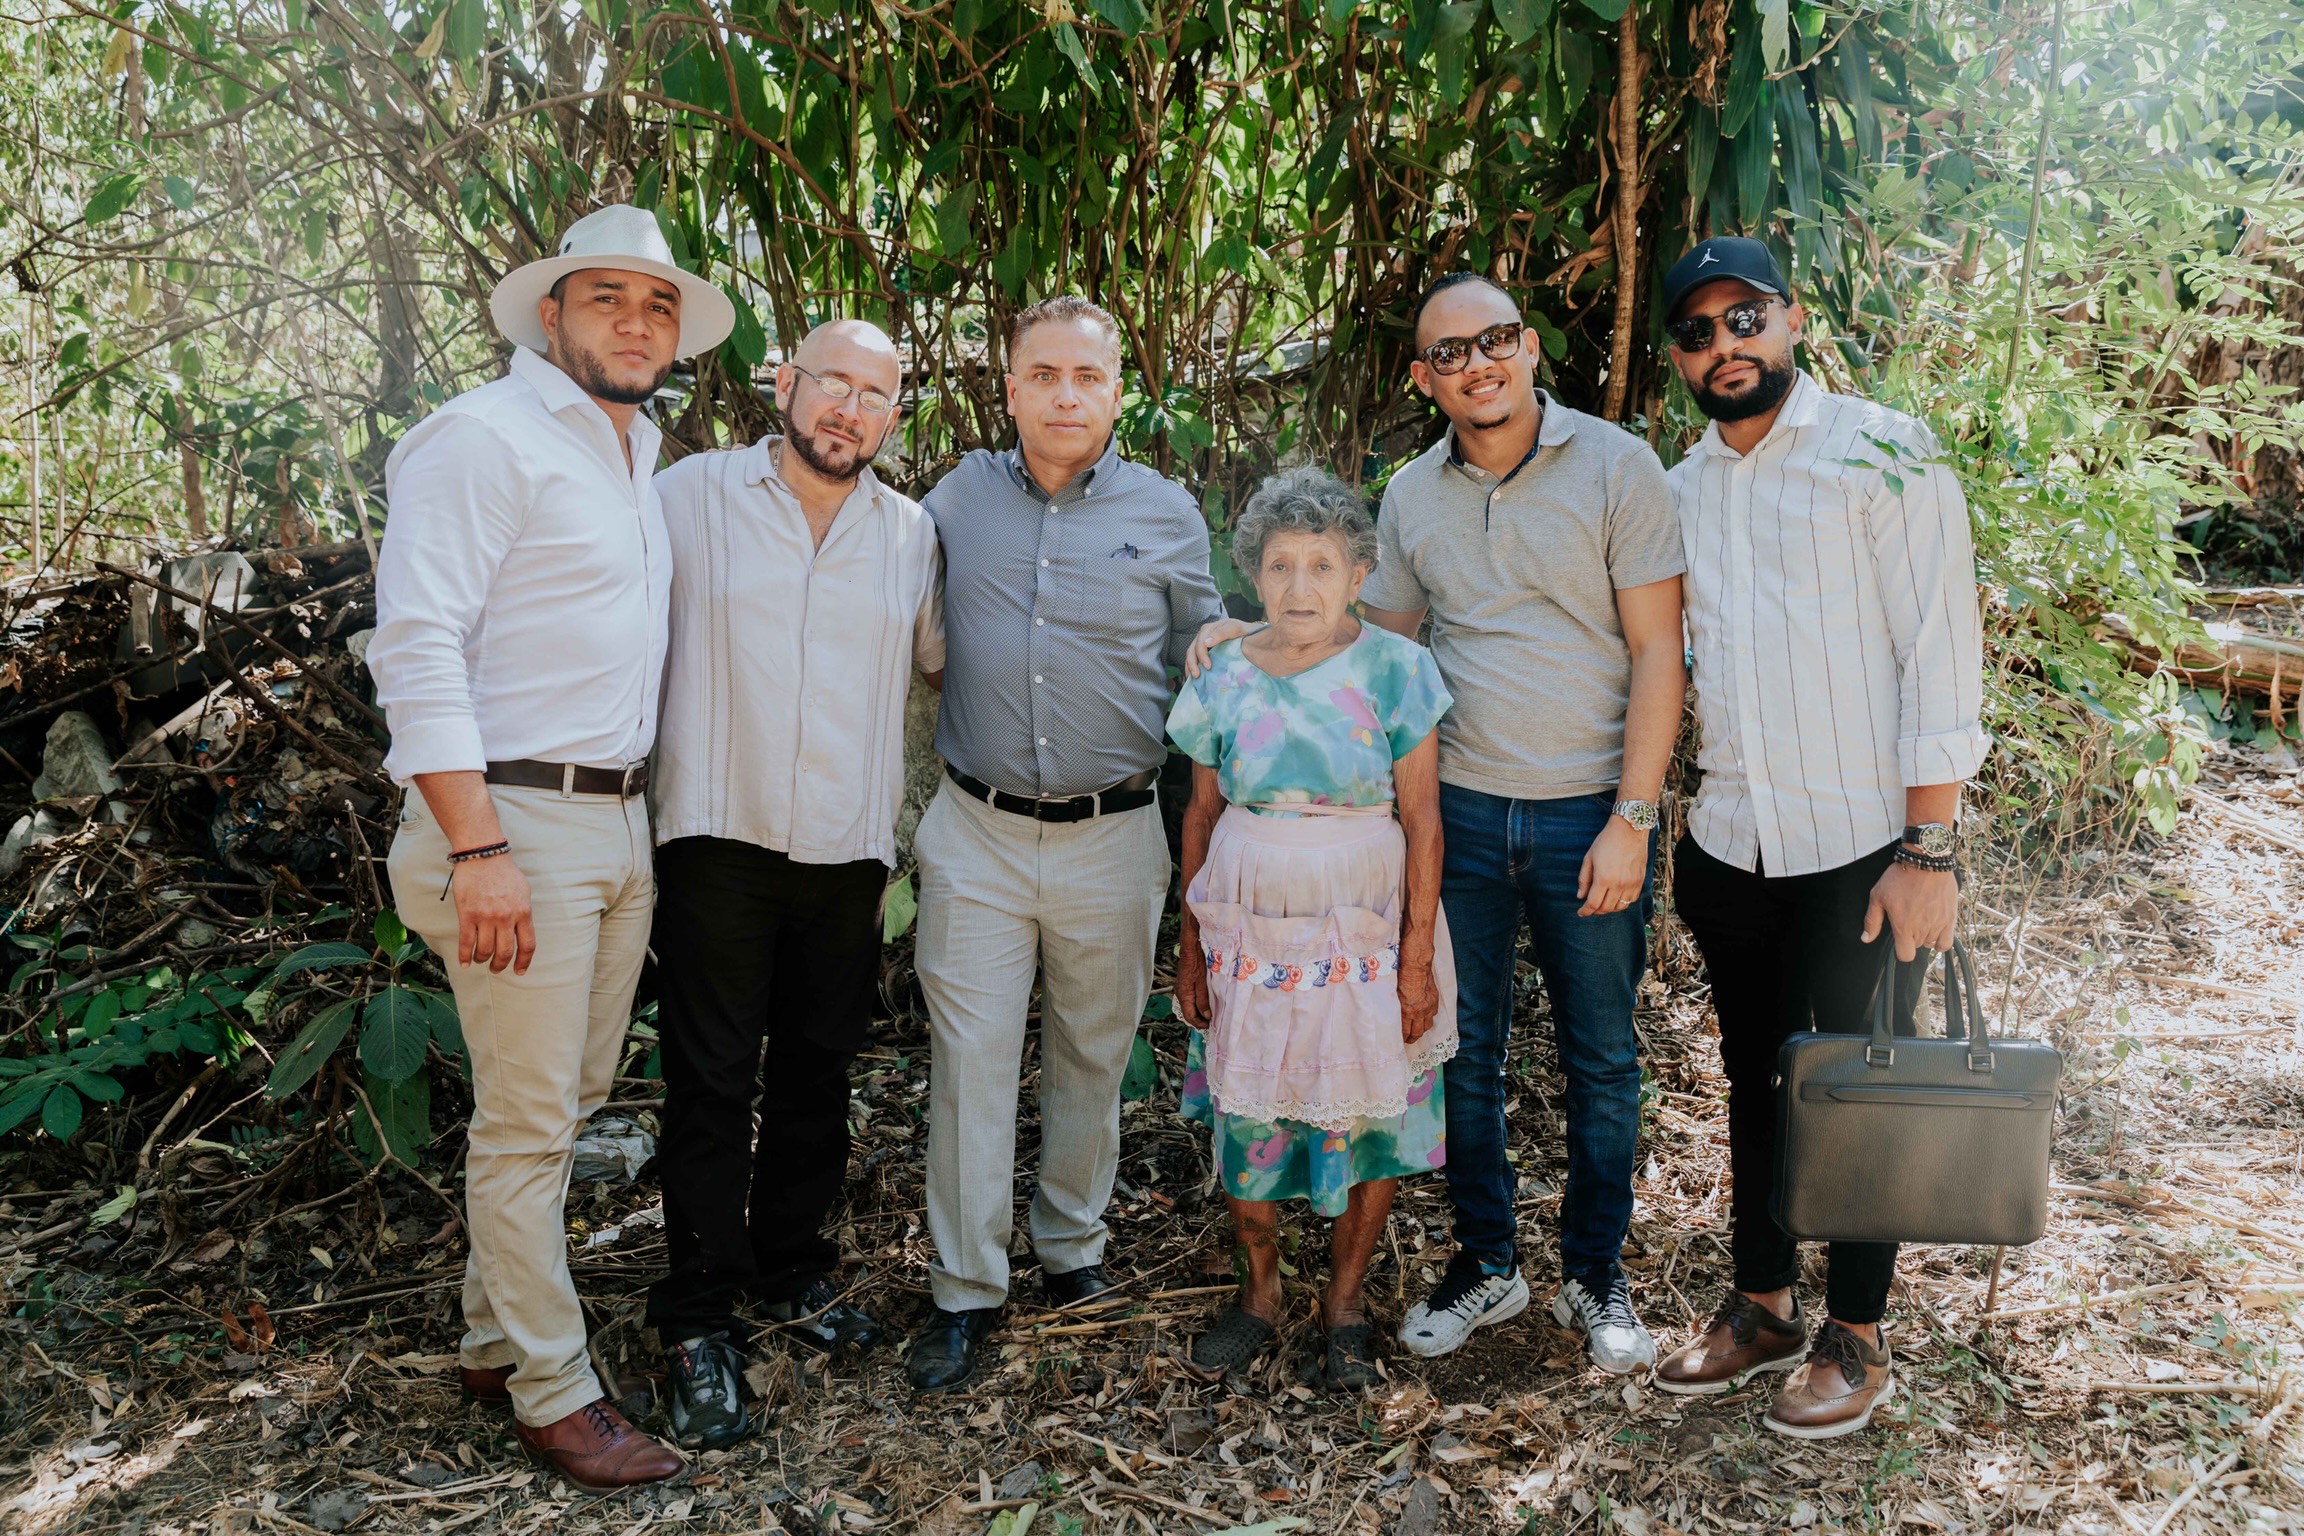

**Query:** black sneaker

left=664, top=1332, right=749, bottom=1450
left=762, top=1277, right=883, bottom=1353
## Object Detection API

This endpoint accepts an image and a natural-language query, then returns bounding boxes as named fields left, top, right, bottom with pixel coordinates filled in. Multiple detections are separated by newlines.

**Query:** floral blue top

left=1165, top=624, right=1453, bottom=813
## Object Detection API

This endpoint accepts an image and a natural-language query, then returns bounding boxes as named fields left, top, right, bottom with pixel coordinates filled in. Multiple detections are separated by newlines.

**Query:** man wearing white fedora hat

left=372, top=203, right=731, bottom=1491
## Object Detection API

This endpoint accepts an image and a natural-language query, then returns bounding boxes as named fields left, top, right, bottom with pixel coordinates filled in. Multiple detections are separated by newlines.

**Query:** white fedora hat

left=489, top=204, right=736, bottom=360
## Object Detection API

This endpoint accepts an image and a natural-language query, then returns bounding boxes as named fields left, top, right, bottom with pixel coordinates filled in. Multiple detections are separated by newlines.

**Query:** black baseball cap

left=1661, top=237, right=1791, bottom=321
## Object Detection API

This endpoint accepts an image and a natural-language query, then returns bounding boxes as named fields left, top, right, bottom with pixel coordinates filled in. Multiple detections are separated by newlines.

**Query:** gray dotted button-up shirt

left=925, top=436, right=1224, bottom=799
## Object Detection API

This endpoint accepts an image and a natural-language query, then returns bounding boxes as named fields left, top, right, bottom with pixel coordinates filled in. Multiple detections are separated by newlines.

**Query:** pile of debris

left=0, top=541, right=393, bottom=947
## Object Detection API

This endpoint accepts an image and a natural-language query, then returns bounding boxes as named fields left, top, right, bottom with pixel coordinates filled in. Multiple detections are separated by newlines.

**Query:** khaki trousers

left=913, top=781, right=1169, bottom=1312
left=387, top=785, right=653, bottom=1426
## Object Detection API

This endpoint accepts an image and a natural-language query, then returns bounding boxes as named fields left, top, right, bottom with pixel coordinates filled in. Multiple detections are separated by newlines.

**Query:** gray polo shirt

left=926, top=436, right=1224, bottom=798
left=1361, top=390, right=1685, bottom=801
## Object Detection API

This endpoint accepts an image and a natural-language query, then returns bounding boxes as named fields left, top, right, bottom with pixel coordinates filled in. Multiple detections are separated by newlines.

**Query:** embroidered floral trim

left=1203, top=941, right=1403, bottom=992
left=1203, top=1035, right=1462, bottom=1132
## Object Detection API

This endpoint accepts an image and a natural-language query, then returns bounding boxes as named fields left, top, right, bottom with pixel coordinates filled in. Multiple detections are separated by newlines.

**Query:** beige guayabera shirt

left=650, top=439, right=945, bottom=868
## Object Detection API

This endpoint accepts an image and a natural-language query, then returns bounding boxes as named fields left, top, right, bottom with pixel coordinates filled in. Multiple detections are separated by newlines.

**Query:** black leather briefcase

left=1772, top=941, right=2062, bottom=1247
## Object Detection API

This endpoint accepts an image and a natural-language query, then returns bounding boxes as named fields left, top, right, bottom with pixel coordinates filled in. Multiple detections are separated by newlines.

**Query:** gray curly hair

left=1231, top=467, right=1379, bottom=576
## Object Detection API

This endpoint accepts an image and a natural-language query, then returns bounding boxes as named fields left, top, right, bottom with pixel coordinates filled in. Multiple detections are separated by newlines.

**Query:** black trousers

left=645, top=836, right=885, bottom=1345
left=1672, top=835, right=1921, bottom=1326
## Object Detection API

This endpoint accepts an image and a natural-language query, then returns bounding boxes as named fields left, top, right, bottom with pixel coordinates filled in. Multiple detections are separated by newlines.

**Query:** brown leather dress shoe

left=513, top=1399, right=685, bottom=1492
left=1764, top=1321, right=1894, bottom=1439
left=459, top=1364, right=514, bottom=1404
left=1655, top=1293, right=1807, bottom=1396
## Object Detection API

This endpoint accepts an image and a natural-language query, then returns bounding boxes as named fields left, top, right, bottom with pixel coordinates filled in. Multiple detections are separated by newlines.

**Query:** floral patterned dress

left=1168, top=624, right=1453, bottom=1216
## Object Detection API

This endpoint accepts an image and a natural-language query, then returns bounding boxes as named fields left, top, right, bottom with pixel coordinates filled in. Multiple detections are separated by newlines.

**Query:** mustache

left=1704, top=351, right=1766, bottom=387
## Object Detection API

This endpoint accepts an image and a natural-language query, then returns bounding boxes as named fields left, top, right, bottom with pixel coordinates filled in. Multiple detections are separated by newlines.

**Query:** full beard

left=1691, top=351, right=1797, bottom=422
left=556, top=335, right=672, bottom=407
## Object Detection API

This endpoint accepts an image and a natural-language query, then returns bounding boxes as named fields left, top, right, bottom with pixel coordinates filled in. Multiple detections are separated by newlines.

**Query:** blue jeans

left=1438, top=784, right=1649, bottom=1285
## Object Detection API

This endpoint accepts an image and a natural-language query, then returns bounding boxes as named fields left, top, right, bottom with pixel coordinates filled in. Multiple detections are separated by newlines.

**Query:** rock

left=0, top=810, right=64, bottom=879
left=175, top=919, right=219, bottom=949
left=1163, top=1408, right=1216, bottom=1455
left=303, top=1491, right=367, bottom=1532
left=994, top=1461, right=1044, bottom=1501
left=33, top=711, right=123, bottom=802
left=1392, top=1477, right=1445, bottom=1536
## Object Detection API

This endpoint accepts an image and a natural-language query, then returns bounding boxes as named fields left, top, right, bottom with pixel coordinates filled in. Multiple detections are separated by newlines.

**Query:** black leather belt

left=484, top=759, right=650, bottom=797
left=947, top=765, right=1156, bottom=822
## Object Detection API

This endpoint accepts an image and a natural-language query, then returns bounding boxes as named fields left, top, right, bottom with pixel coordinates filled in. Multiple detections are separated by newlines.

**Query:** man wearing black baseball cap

left=1651, top=235, right=1988, bottom=1438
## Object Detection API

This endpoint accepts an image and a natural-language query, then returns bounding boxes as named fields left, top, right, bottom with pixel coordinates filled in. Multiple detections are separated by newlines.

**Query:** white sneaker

left=1551, top=1273, right=1657, bottom=1375
left=1397, top=1255, right=1531, bottom=1358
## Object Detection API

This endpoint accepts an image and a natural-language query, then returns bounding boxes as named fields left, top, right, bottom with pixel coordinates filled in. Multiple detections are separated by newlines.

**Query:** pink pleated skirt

left=1187, top=805, right=1458, bottom=1131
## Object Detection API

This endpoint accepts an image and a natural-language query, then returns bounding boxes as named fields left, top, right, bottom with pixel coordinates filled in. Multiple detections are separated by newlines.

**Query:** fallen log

left=2099, top=612, right=2304, bottom=710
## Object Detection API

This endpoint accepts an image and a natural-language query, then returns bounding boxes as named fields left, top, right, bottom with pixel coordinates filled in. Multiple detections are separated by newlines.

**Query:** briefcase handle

left=1866, top=935, right=1994, bottom=1073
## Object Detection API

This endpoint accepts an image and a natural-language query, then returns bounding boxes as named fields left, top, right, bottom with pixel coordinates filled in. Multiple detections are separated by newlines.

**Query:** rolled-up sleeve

left=1162, top=496, right=1225, bottom=671
left=369, top=413, right=529, bottom=783
left=1863, top=427, right=1990, bottom=786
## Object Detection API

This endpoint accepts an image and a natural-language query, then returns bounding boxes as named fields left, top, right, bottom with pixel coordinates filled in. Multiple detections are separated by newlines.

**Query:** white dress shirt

left=1668, top=370, right=1989, bottom=877
left=651, top=440, right=945, bottom=867
left=370, top=347, right=671, bottom=785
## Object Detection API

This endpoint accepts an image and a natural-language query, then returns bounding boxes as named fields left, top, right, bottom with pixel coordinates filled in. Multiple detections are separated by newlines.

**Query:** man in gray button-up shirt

left=905, top=296, right=1223, bottom=1392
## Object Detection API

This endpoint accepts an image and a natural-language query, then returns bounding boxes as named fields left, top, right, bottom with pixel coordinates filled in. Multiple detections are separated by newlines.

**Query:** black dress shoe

left=1042, top=1263, right=1117, bottom=1308
left=904, top=1307, right=1001, bottom=1393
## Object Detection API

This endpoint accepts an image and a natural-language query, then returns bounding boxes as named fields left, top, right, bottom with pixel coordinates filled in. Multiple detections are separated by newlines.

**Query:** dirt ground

left=3, top=741, right=2301, bottom=1536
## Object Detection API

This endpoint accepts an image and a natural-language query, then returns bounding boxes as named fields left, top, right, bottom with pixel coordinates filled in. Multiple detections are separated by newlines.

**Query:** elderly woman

left=1168, top=467, right=1456, bottom=1390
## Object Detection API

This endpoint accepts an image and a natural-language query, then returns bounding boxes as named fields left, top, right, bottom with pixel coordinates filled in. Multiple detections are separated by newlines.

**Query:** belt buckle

left=621, top=764, right=643, bottom=797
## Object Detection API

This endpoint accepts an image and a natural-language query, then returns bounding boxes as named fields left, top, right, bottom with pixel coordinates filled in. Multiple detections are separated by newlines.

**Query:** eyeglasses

left=789, top=365, right=896, bottom=416
left=1419, top=321, right=1525, bottom=376
left=1666, top=297, right=1778, bottom=353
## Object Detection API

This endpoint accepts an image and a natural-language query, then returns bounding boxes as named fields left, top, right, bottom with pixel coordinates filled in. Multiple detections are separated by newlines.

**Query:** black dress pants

left=645, top=836, right=885, bottom=1345
left=1672, top=835, right=1922, bottom=1326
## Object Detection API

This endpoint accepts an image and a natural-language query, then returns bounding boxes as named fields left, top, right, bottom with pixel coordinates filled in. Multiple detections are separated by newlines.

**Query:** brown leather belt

left=484, top=759, right=650, bottom=797
left=947, top=765, right=1156, bottom=822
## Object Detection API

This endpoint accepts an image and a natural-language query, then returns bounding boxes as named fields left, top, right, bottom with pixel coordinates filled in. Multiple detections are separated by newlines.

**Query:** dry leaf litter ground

left=1, top=577, right=2301, bottom=1535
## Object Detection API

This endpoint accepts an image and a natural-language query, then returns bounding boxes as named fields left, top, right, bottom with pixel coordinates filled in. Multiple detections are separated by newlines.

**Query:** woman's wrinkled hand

left=1176, top=933, right=1212, bottom=1028
left=1398, top=958, right=1440, bottom=1043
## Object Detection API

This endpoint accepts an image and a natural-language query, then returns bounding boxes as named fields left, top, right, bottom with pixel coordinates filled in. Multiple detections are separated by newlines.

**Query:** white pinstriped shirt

left=1668, top=371, right=1989, bottom=877
left=650, top=441, right=944, bottom=867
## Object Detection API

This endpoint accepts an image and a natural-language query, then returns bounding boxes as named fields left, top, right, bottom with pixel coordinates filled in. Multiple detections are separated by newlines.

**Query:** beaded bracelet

left=441, top=841, right=511, bottom=899
left=1891, top=844, right=1955, bottom=873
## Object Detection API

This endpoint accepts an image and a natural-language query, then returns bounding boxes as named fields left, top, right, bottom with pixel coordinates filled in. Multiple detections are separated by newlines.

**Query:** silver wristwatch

left=1902, top=822, right=1955, bottom=858
left=1612, top=798, right=1659, bottom=833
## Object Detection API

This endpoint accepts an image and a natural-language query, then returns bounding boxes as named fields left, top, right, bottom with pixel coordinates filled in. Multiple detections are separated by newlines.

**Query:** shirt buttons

left=1034, top=675, right=1043, bottom=684
left=1040, top=558, right=1050, bottom=567
left=1037, top=737, right=1048, bottom=745
left=1034, top=617, right=1045, bottom=626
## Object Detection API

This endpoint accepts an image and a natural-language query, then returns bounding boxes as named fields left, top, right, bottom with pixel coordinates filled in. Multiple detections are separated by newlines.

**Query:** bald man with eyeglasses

left=643, top=319, right=944, bottom=1449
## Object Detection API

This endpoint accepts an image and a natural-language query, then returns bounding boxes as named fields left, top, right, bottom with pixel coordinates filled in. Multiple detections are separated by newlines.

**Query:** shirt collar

left=1006, top=432, right=1122, bottom=504
left=1686, top=368, right=1822, bottom=463
left=508, top=345, right=658, bottom=454
left=1443, top=386, right=1574, bottom=480
left=745, top=436, right=886, bottom=505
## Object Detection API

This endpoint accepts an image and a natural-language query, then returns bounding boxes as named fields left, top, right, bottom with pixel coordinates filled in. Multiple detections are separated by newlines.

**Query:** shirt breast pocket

left=1074, top=552, right=1165, bottom=634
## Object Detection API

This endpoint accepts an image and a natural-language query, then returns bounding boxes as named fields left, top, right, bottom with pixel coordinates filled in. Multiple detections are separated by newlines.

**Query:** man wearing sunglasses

left=1186, top=273, right=1688, bottom=1369
left=1653, top=237, right=1986, bottom=1438
left=644, top=319, right=944, bottom=1446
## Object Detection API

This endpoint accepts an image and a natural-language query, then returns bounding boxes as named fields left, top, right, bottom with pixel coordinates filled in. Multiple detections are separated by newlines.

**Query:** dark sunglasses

left=1420, top=321, right=1525, bottom=376
left=1666, top=296, right=1778, bottom=353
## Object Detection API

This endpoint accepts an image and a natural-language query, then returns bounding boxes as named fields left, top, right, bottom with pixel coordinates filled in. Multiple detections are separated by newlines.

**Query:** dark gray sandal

left=1189, top=1307, right=1277, bottom=1376
left=1324, top=1323, right=1380, bottom=1390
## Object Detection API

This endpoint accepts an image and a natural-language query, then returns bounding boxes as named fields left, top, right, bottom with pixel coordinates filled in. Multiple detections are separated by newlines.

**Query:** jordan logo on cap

left=1698, top=249, right=1719, bottom=267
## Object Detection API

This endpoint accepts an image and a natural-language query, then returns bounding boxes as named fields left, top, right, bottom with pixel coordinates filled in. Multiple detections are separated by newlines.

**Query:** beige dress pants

left=914, top=780, right=1170, bottom=1312
left=387, top=784, right=654, bottom=1426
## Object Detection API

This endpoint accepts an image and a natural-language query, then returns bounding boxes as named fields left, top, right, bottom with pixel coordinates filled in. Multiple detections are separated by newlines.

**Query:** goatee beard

left=1691, top=352, right=1797, bottom=422
left=787, top=427, right=868, bottom=483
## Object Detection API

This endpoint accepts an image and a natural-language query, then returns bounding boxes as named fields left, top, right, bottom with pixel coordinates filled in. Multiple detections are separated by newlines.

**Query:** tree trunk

left=1601, top=1, right=1645, bottom=422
